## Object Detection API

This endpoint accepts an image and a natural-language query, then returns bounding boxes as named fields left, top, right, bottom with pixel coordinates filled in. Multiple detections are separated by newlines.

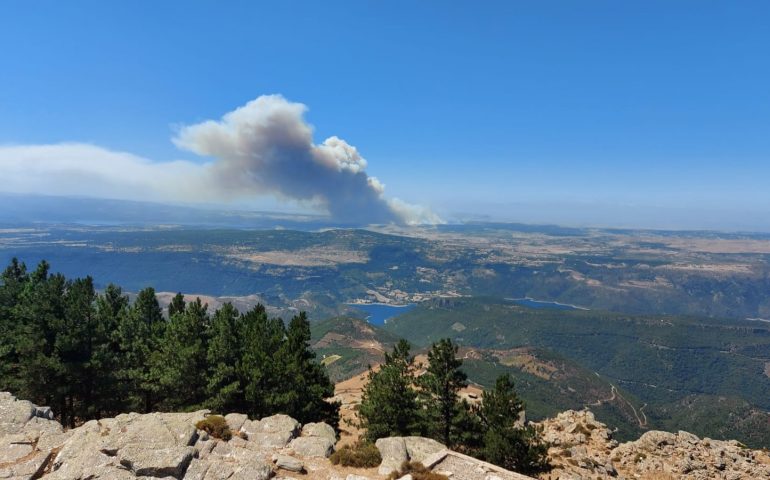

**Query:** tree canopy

left=358, top=337, right=550, bottom=475
left=0, top=258, right=339, bottom=427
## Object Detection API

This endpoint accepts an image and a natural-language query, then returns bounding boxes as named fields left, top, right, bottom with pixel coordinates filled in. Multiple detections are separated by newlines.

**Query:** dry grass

left=195, top=415, right=232, bottom=441
left=329, top=442, right=382, bottom=468
left=387, top=461, right=449, bottom=480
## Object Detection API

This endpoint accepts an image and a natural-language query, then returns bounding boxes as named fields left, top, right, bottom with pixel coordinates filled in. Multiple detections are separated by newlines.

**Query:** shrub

left=195, top=415, right=232, bottom=441
left=329, top=442, right=382, bottom=468
left=387, top=461, right=449, bottom=480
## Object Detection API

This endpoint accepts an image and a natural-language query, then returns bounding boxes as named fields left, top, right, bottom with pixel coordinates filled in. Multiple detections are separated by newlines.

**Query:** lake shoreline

left=345, top=302, right=417, bottom=325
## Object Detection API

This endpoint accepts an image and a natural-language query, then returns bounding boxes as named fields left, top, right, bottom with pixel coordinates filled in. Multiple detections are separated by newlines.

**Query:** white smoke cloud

left=0, top=143, right=207, bottom=203
left=0, top=95, right=440, bottom=225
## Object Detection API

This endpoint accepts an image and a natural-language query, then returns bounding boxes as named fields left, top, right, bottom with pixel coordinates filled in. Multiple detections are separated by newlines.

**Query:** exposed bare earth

left=225, top=246, right=369, bottom=267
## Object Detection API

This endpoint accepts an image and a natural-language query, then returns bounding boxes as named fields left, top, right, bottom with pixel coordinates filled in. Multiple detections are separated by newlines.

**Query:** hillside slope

left=310, top=316, right=402, bottom=382
left=312, top=316, right=648, bottom=441
left=384, top=297, right=770, bottom=448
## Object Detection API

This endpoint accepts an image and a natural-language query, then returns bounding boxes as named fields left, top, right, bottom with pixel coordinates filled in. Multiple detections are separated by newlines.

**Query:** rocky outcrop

left=539, top=409, right=770, bottom=480
left=423, top=450, right=536, bottom=480
left=0, top=392, right=327, bottom=480
left=612, top=430, right=770, bottom=479
left=19, top=391, right=767, bottom=480
left=0, top=392, right=67, bottom=480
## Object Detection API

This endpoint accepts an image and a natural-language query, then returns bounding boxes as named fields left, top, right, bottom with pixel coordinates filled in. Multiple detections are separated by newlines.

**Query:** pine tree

left=92, top=284, right=129, bottom=417
left=168, top=292, right=186, bottom=317
left=156, top=298, right=210, bottom=410
left=0, top=258, right=28, bottom=390
left=478, top=375, right=549, bottom=475
left=59, top=276, right=97, bottom=426
left=419, top=338, right=467, bottom=447
left=359, top=339, right=421, bottom=441
left=238, top=304, right=286, bottom=417
left=206, top=302, right=243, bottom=413
left=451, top=398, right=485, bottom=456
left=13, top=262, right=67, bottom=419
left=277, top=312, right=339, bottom=426
left=116, top=287, right=165, bottom=412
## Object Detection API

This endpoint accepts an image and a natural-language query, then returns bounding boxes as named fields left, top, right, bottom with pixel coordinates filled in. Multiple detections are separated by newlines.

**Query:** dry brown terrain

left=225, top=246, right=369, bottom=267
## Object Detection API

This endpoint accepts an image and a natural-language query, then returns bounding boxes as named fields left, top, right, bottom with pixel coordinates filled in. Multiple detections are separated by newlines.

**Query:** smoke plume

left=0, top=95, right=440, bottom=225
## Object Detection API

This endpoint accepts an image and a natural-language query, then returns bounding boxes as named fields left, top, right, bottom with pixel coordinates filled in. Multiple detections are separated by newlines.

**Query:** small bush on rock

left=388, top=461, right=448, bottom=480
left=196, top=415, right=232, bottom=441
left=329, top=442, right=382, bottom=468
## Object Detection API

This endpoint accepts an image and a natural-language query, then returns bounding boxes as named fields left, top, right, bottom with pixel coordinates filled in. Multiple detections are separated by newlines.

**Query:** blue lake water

left=347, top=303, right=416, bottom=325
left=509, top=298, right=586, bottom=311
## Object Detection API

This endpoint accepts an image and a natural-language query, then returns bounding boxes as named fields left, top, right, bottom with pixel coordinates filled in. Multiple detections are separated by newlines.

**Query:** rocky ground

left=538, top=410, right=770, bottom=480
left=4, top=391, right=769, bottom=480
left=0, top=392, right=528, bottom=480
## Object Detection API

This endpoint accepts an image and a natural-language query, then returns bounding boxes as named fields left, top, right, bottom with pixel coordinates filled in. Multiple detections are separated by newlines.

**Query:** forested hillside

left=385, top=297, right=770, bottom=447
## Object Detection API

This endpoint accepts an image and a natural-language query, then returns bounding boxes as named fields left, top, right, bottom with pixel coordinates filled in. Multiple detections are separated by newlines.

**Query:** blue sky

left=1, top=1, right=769, bottom=230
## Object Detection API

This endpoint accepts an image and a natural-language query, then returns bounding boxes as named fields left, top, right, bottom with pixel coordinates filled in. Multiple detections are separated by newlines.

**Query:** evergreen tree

left=478, top=375, right=549, bottom=475
left=0, top=258, right=28, bottom=390
left=156, top=298, right=209, bottom=410
left=168, top=292, right=186, bottom=317
left=0, top=259, right=344, bottom=428
left=59, top=276, right=97, bottom=426
left=359, top=339, right=421, bottom=441
left=238, top=304, right=286, bottom=417
left=277, top=312, right=339, bottom=426
left=419, top=338, right=467, bottom=447
left=451, top=398, right=485, bottom=456
left=13, top=262, right=67, bottom=419
left=116, top=287, right=165, bottom=412
left=92, top=284, right=129, bottom=417
left=206, top=302, right=243, bottom=413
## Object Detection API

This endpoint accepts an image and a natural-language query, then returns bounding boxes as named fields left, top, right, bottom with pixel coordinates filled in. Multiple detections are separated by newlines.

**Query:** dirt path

left=588, top=375, right=647, bottom=428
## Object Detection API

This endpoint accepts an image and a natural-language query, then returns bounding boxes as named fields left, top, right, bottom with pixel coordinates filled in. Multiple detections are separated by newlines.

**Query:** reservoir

left=347, top=303, right=416, bottom=325
left=509, top=297, right=587, bottom=311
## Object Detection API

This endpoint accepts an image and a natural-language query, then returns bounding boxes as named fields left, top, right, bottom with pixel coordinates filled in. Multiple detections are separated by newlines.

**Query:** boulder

left=118, top=445, right=196, bottom=478
left=404, top=436, right=446, bottom=462
left=183, top=455, right=272, bottom=480
left=273, top=453, right=304, bottom=472
left=373, top=435, right=446, bottom=474
left=228, top=459, right=273, bottom=480
left=224, top=413, right=248, bottom=432
left=289, top=435, right=335, bottom=458
left=376, top=437, right=408, bottom=475
left=99, top=411, right=206, bottom=451
left=0, top=391, right=63, bottom=437
left=257, top=414, right=300, bottom=434
left=301, top=421, right=336, bottom=443
left=240, top=414, right=300, bottom=449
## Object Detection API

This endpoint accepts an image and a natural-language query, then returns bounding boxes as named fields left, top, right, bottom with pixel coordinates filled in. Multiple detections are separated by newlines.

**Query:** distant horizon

left=2, top=192, right=770, bottom=235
